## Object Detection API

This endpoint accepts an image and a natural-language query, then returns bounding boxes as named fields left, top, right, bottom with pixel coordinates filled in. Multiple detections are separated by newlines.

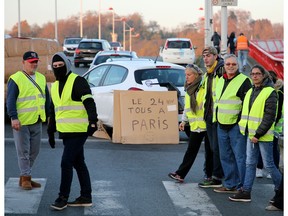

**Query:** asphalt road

left=5, top=56, right=281, bottom=216
left=4, top=122, right=283, bottom=216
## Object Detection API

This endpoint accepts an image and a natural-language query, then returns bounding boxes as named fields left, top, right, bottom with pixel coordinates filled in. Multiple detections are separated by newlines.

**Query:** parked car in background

left=74, top=38, right=111, bottom=67
left=109, top=41, right=123, bottom=51
left=63, top=37, right=82, bottom=56
left=89, top=50, right=138, bottom=70
left=159, top=38, right=196, bottom=65
left=82, top=59, right=186, bottom=135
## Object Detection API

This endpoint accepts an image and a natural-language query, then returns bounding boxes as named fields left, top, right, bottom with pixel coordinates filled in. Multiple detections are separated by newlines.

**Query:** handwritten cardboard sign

left=112, top=90, right=179, bottom=144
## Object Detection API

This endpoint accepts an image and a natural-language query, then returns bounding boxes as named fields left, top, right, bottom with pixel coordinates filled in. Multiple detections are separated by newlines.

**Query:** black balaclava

left=51, top=52, right=71, bottom=81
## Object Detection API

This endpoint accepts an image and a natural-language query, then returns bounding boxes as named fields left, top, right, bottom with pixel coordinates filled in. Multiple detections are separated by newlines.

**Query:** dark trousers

left=176, top=131, right=207, bottom=179
left=205, top=115, right=223, bottom=179
left=273, top=175, right=283, bottom=210
left=59, top=135, right=92, bottom=199
left=204, top=135, right=213, bottom=178
left=257, top=136, right=280, bottom=169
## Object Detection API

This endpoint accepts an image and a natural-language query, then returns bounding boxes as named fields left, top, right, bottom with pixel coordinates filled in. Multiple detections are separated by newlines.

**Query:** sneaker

left=51, top=196, right=68, bottom=211
left=270, top=195, right=276, bottom=204
left=213, top=187, right=238, bottom=193
left=266, top=173, right=272, bottom=179
left=198, top=178, right=222, bottom=188
left=265, top=205, right=282, bottom=211
left=256, top=168, right=263, bottom=178
left=229, top=190, right=251, bottom=202
left=67, top=196, right=92, bottom=207
left=168, top=172, right=184, bottom=183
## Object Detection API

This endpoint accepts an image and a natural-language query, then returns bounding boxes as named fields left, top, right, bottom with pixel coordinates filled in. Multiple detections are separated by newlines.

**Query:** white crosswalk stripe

left=85, top=180, right=131, bottom=215
left=5, top=178, right=47, bottom=214
left=163, top=181, right=222, bottom=216
left=4, top=177, right=277, bottom=215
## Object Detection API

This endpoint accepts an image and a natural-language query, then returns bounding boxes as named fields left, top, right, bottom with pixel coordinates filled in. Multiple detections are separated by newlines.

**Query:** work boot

left=21, top=176, right=32, bottom=190
left=19, top=176, right=41, bottom=188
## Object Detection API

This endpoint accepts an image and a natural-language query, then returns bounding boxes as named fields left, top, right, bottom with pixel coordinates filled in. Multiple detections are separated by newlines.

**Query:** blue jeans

left=237, top=50, right=249, bottom=72
left=217, top=125, right=246, bottom=189
left=243, top=138, right=282, bottom=192
left=257, top=136, right=280, bottom=169
left=59, top=135, right=92, bottom=199
left=206, top=115, right=223, bottom=179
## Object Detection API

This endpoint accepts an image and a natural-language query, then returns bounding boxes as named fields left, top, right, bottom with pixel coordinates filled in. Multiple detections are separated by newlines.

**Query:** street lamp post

left=122, top=18, right=126, bottom=50
left=109, top=7, right=115, bottom=41
left=98, top=0, right=101, bottom=39
left=129, top=27, right=133, bottom=51
left=18, top=0, right=21, bottom=37
left=80, top=0, right=83, bottom=37
left=55, top=0, right=58, bottom=41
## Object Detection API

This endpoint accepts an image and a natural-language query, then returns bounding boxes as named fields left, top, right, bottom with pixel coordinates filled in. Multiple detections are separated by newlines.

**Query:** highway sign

left=212, top=0, right=238, bottom=6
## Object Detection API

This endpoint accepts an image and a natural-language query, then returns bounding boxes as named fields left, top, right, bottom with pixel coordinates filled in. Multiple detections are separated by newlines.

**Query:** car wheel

left=74, top=62, right=79, bottom=68
left=184, top=125, right=190, bottom=138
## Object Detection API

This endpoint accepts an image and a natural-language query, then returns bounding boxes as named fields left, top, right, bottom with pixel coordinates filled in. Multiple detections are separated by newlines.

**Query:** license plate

left=83, top=57, right=93, bottom=61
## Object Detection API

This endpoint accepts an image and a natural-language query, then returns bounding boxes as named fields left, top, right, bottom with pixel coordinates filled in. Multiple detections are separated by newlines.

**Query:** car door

left=89, top=65, right=128, bottom=127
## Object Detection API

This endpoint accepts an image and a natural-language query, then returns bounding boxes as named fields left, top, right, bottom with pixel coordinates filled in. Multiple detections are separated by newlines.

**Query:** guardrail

left=249, top=39, right=284, bottom=80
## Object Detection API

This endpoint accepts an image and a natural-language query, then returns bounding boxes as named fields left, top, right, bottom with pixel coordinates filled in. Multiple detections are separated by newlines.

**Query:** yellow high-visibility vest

left=185, top=85, right=206, bottom=131
left=51, top=73, right=91, bottom=133
left=10, top=71, right=46, bottom=125
left=214, top=74, right=249, bottom=124
left=203, top=73, right=220, bottom=116
left=239, top=87, right=275, bottom=141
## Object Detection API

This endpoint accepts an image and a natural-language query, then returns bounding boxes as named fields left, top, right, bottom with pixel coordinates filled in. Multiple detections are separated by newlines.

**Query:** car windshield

left=167, top=41, right=191, bottom=49
left=94, top=55, right=133, bottom=65
left=134, top=69, right=185, bottom=87
left=79, top=42, right=102, bottom=49
left=66, top=39, right=81, bottom=44
left=110, top=42, right=121, bottom=47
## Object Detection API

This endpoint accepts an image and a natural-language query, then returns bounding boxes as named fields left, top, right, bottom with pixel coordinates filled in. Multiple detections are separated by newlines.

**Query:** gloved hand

left=87, top=122, right=98, bottom=136
left=48, top=132, right=55, bottom=149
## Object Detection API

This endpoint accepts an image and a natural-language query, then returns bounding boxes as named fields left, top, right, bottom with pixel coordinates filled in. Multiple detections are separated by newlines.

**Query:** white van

left=159, top=38, right=196, bottom=65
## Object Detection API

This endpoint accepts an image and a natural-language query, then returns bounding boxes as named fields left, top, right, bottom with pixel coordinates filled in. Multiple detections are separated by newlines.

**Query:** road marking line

left=163, top=181, right=222, bottom=216
left=85, top=180, right=131, bottom=215
left=4, top=138, right=110, bottom=143
left=5, top=178, right=46, bottom=214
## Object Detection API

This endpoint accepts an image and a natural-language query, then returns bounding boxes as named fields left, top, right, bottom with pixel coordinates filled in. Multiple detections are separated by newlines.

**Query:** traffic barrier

left=249, top=40, right=284, bottom=80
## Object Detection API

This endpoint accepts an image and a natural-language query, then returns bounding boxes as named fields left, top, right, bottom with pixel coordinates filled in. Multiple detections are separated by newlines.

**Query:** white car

left=63, top=37, right=82, bottom=56
left=159, top=38, right=196, bottom=65
left=88, top=50, right=138, bottom=70
left=82, top=58, right=186, bottom=132
left=109, top=41, right=123, bottom=51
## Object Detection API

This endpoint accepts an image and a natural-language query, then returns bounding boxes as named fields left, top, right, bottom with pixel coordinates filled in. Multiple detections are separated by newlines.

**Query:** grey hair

left=223, top=54, right=238, bottom=63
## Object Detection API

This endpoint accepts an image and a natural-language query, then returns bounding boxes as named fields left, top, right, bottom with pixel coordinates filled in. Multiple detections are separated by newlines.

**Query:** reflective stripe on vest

left=274, top=101, right=283, bottom=133
left=239, top=87, right=275, bottom=141
left=214, top=74, right=248, bottom=124
left=10, top=71, right=46, bottom=125
left=203, top=72, right=220, bottom=117
left=237, top=35, right=249, bottom=50
left=185, top=85, right=206, bottom=131
left=51, top=73, right=89, bottom=133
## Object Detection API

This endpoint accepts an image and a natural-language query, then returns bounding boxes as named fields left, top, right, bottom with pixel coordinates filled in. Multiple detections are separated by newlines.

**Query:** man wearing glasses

left=6, top=51, right=50, bottom=190
left=213, top=54, right=251, bottom=194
